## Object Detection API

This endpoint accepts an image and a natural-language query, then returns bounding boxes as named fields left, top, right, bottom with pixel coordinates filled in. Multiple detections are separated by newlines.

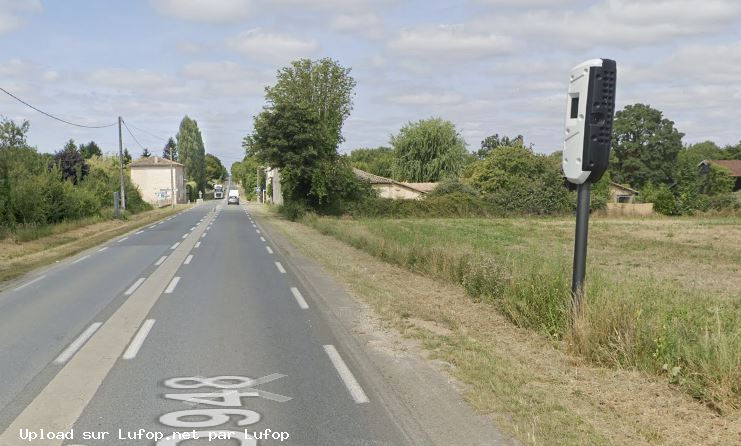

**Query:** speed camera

left=562, top=58, right=617, bottom=184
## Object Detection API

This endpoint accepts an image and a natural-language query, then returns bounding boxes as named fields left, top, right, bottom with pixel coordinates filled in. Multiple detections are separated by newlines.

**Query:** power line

left=123, top=120, right=169, bottom=142
left=121, top=119, right=149, bottom=152
left=0, top=86, right=117, bottom=129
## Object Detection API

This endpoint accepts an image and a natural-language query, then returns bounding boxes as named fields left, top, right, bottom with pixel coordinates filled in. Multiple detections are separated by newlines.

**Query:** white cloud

left=176, top=42, right=202, bottom=54
left=0, top=0, right=41, bottom=34
left=87, top=69, right=176, bottom=90
left=473, top=0, right=741, bottom=48
left=388, top=25, right=513, bottom=63
left=386, top=91, right=465, bottom=106
left=151, top=0, right=252, bottom=24
left=225, top=29, right=319, bottom=63
left=264, top=0, right=391, bottom=13
left=330, top=13, right=383, bottom=39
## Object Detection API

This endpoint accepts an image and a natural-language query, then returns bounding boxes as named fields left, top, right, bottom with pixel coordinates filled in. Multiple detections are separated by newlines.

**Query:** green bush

left=706, top=192, right=741, bottom=211
left=347, top=192, right=497, bottom=218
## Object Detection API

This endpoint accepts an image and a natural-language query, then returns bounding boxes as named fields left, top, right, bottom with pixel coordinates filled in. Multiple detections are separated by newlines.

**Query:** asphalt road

left=0, top=202, right=412, bottom=445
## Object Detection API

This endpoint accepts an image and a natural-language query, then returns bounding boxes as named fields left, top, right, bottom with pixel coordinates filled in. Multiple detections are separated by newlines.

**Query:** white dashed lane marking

left=155, top=256, right=167, bottom=266
left=323, top=345, right=370, bottom=404
left=122, top=319, right=155, bottom=360
left=124, top=278, right=146, bottom=296
left=164, top=277, right=181, bottom=294
left=266, top=246, right=273, bottom=254
left=290, top=287, right=309, bottom=309
left=184, top=255, right=193, bottom=265
left=54, top=323, right=102, bottom=365
left=275, top=262, right=286, bottom=274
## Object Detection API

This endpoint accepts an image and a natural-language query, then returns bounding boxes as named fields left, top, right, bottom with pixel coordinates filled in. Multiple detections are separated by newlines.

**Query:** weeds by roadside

left=302, top=214, right=740, bottom=413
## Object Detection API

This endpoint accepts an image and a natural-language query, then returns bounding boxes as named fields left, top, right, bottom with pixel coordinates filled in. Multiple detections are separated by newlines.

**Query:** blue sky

left=1, top=0, right=740, bottom=169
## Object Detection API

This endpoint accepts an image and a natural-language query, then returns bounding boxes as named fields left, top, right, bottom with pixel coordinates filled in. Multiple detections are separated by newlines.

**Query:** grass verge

left=0, top=205, right=189, bottom=285
left=253, top=206, right=739, bottom=445
left=302, top=214, right=740, bottom=414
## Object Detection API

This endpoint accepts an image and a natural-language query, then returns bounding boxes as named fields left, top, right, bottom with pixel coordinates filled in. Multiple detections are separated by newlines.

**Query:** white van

left=227, top=189, right=239, bottom=205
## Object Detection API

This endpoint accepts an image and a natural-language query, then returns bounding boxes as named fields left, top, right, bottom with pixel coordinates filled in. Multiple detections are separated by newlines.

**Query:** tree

left=246, top=58, right=360, bottom=210
left=392, top=118, right=468, bottom=182
left=163, top=137, right=177, bottom=161
left=177, top=116, right=206, bottom=194
left=141, top=148, right=151, bottom=158
left=611, top=104, right=684, bottom=188
left=468, top=145, right=571, bottom=214
left=79, top=141, right=102, bottom=159
left=205, top=153, right=227, bottom=182
left=347, top=147, right=394, bottom=178
left=122, top=148, right=132, bottom=165
left=477, top=134, right=526, bottom=159
left=53, top=139, right=89, bottom=184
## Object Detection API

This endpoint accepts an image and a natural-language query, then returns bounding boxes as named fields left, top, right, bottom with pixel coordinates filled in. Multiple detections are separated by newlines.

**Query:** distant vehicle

left=227, top=189, right=239, bottom=205
left=213, top=184, right=224, bottom=199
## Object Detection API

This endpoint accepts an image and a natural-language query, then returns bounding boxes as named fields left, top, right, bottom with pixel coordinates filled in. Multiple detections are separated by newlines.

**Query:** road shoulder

left=249, top=204, right=516, bottom=446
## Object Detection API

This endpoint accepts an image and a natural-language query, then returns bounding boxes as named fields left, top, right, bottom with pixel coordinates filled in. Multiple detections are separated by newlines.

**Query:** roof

left=353, top=168, right=438, bottom=194
left=609, top=181, right=640, bottom=194
left=702, top=159, right=741, bottom=177
left=130, top=156, right=183, bottom=168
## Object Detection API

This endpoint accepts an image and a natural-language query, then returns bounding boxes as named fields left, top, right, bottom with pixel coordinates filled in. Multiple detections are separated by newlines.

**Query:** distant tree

left=246, top=58, right=361, bottom=211
left=122, top=148, right=132, bottom=165
left=205, top=153, right=227, bottom=182
left=177, top=117, right=206, bottom=193
left=163, top=137, right=178, bottom=161
left=347, top=147, right=394, bottom=178
left=611, top=103, right=684, bottom=188
left=477, top=134, right=526, bottom=159
left=79, top=141, right=102, bottom=159
left=468, top=145, right=571, bottom=214
left=392, top=118, right=467, bottom=182
left=722, top=142, right=741, bottom=159
left=53, top=139, right=89, bottom=184
left=141, top=148, right=151, bottom=158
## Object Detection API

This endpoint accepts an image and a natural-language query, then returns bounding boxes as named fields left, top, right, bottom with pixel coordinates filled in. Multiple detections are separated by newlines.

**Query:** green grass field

left=304, top=214, right=740, bottom=413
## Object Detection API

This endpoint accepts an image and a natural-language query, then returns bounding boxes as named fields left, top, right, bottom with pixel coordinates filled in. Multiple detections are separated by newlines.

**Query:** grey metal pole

left=170, top=149, right=175, bottom=208
left=118, top=117, right=126, bottom=210
left=256, top=165, right=260, bottom=203
left=571, top=182, right=591, bottom=316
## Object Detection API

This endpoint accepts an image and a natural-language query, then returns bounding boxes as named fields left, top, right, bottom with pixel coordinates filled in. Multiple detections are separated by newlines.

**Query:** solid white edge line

left=164, top=276, right=181, bottom=294
left=124, top=278, right=146, bottom=296
left=155, top=256, right=167, bottom=266
left=275, top=262, right=286, bottom=273
left=322, top=345, right=370, bottom=404
left=194, top=241, right=201, bottom=248
left=184, top=254, right=193, bottom=265
left=118, top=237, right=128, bottom=243
left=70, top=254, right=91, bottom=265
left=54, top=323, right=102, bottom=364
left=122, top=319, right=155, bottom=360
left=136, top=230, right=144, bottom=235
left=290, top=287, right=309, bottom=309
left=171, top=242, right=180, bottom=250
left=266, top=246, right=273, bottom=254
left=12, top=274, right=46, bottom=292
left=98, top=247, right=108, bottom=252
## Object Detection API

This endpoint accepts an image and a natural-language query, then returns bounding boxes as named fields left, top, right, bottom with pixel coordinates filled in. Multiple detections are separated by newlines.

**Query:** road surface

left=0, top=201, right=511, bottom=446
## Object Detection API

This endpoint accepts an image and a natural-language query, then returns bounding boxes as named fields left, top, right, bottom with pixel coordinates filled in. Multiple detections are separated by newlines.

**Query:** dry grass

left=0, top=205, right=189, bottom=285
left=256, top=207, right=740, bottom=446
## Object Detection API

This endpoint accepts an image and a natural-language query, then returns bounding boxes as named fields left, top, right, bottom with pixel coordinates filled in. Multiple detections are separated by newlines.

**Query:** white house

left=130, top=156, right=186, bottom=206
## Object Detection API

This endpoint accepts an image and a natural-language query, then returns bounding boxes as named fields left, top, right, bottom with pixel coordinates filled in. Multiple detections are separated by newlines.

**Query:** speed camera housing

left=563, top=58, right=616, bottom=184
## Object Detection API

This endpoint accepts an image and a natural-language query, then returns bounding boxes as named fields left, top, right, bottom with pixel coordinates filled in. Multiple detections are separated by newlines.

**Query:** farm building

left=353, top=168, right=437, bottom=199
left=130, top=156, right=187, bottom=206
left=608, top=182, right=640, bottom=203
left=699, top=160, right=741, bottom=191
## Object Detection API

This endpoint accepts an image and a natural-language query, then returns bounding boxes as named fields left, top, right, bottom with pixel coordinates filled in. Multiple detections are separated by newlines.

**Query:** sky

left=1, top=0, right=740, bottom=169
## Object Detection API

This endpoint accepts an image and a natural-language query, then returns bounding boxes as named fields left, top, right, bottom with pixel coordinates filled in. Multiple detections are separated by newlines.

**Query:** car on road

left=227, top=189, right=239, bottom=205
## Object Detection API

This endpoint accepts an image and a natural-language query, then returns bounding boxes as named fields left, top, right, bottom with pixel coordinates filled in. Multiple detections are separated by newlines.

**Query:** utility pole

left=169, top=146, right=175, bottom=208
left=256, top=165, right=260, bottom=203
left=118, top=116, right=126, bottom=210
